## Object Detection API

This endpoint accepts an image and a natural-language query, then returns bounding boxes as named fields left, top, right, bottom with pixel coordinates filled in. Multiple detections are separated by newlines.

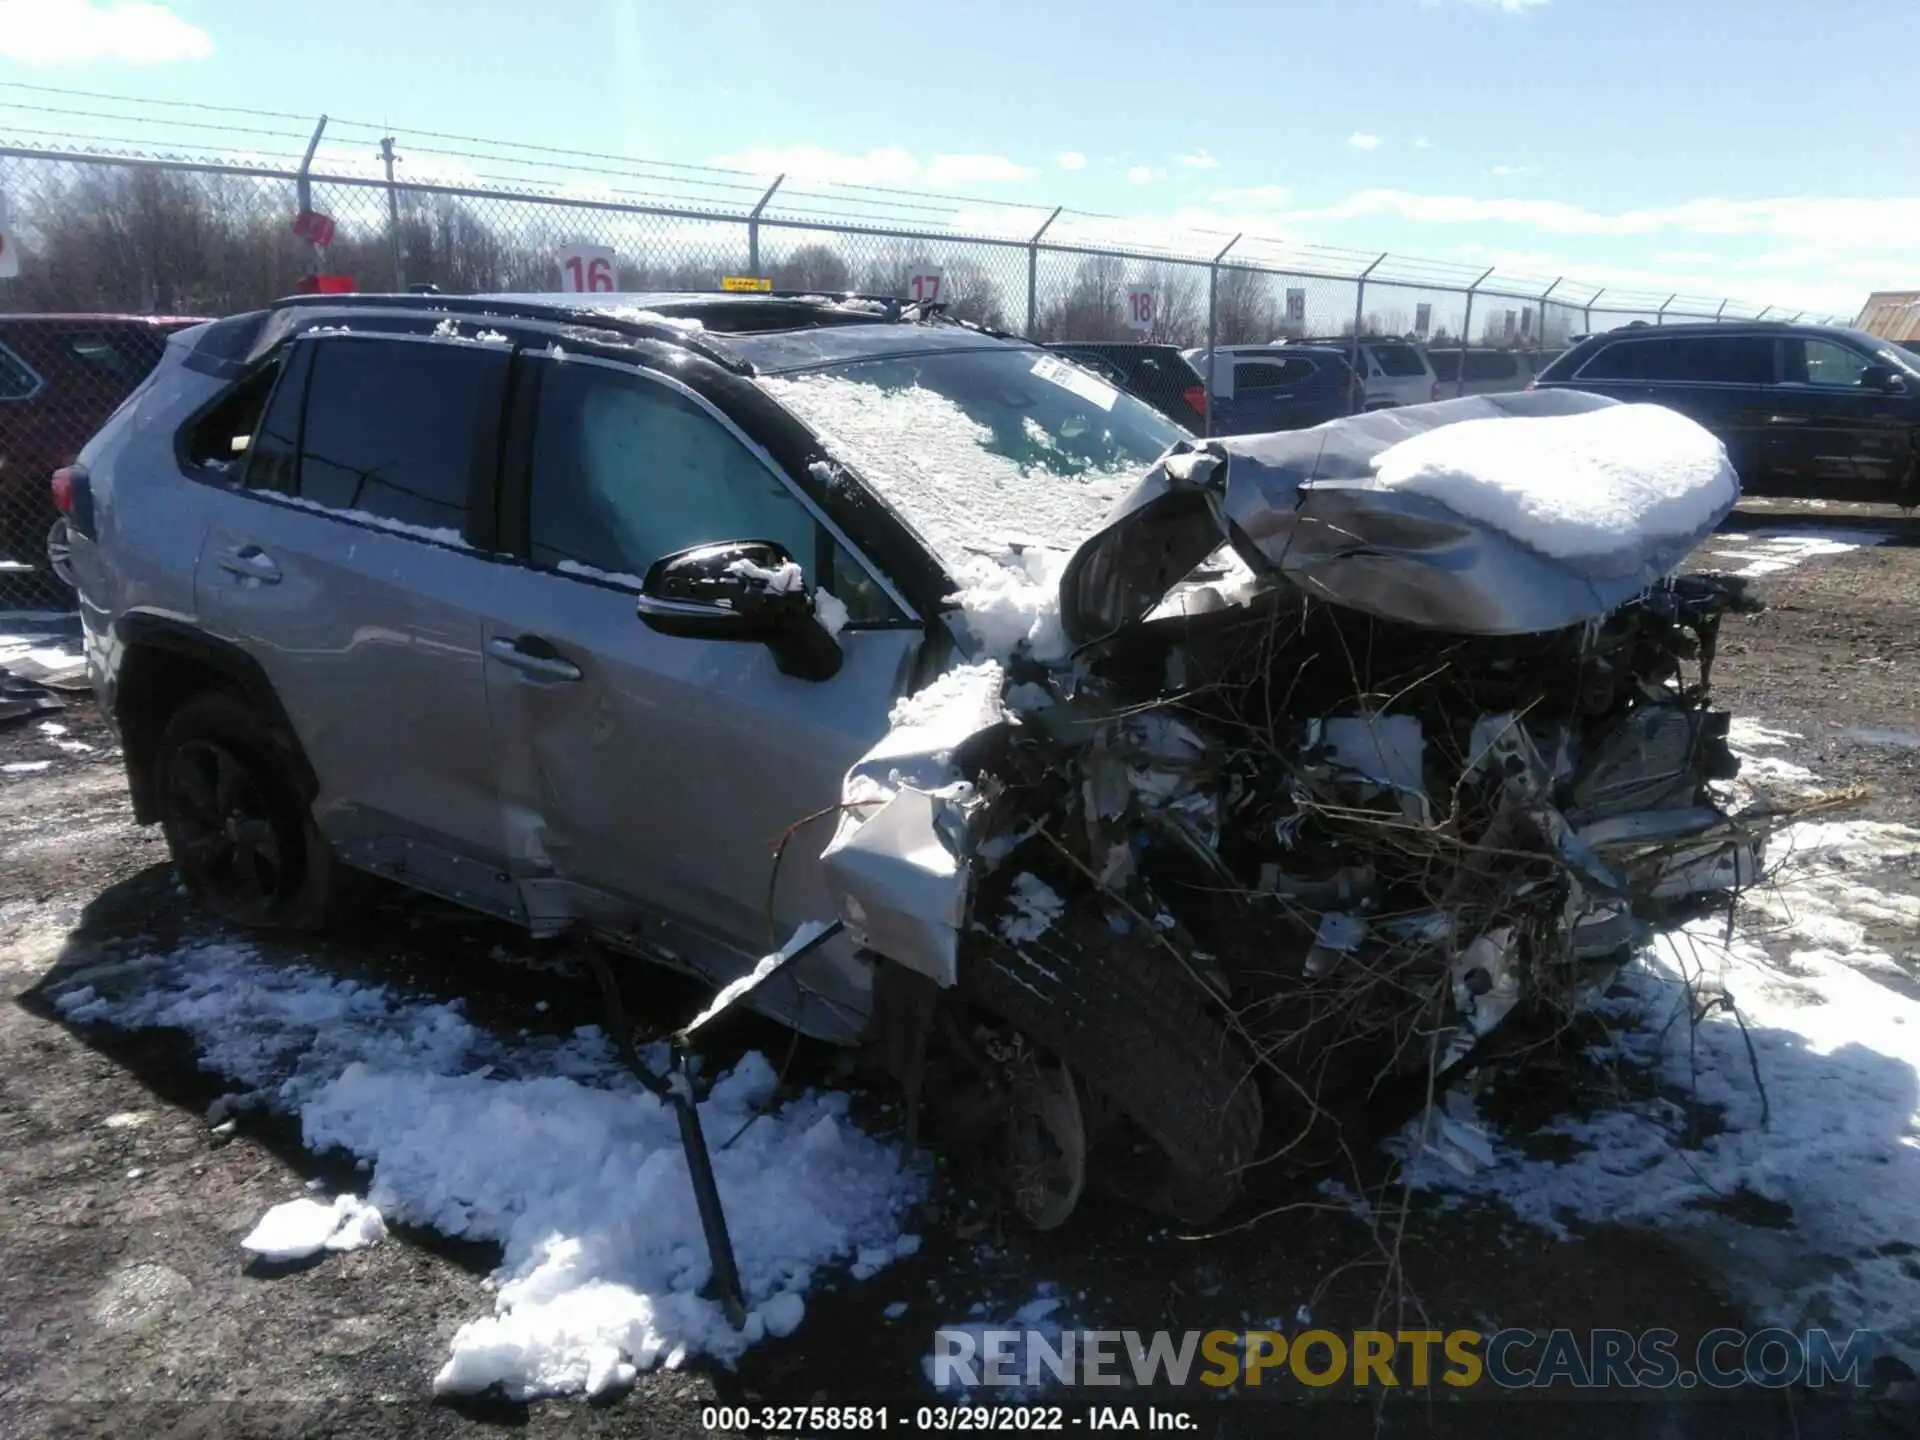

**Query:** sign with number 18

left=1125, top=286, right=1156, bottom=333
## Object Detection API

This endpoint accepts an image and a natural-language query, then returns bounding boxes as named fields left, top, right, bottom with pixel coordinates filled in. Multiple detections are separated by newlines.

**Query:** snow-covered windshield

left=758, top=347, right=1184, bottom=572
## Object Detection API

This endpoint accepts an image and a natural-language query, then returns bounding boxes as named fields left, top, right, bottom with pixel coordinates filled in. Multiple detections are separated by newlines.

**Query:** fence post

left=1459, top=265, right=1494, bottom=398
left=1350, top=253, right=1386, bottom=412
left=295, top=114, right=329, bottom=282
left=1025, top=206, right=1063, bottom=339
left=1714, top=299, right=1728, bottom=324
left=1755, top=305, right=1773, bottom=322
left=1538, top=276, right=1561, bottom=347
left=378, top=136, right=405, bottom=292
left=1656, top=293, right=1676, bottom=326
left=1203, top=233, right=1241, bottom=438
left=746, top=173, right=783, bottom=278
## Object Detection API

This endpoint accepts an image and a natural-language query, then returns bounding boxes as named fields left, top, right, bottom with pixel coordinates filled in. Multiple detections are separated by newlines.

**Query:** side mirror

left=636, top=540, right=843, bottom=682
left=1860, top=364, right=1906, bottom=393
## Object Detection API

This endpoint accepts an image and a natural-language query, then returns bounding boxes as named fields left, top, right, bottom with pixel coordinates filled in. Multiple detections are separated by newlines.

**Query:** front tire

left=155, top=691, right=334, bottom=929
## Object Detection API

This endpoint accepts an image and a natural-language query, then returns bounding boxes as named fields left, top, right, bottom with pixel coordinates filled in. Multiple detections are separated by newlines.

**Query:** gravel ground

left=1, top=515, right=1914, bottom=1439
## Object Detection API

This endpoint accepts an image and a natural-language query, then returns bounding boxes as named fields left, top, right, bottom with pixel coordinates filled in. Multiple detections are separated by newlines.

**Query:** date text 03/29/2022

left=699, top=1405, right=1194, bottom=1432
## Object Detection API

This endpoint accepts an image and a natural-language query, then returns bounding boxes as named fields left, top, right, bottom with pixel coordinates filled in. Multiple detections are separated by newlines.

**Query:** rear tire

left=155, top=690, right=335, bottom=930
left=961, top=868, right=1263, bottom=1227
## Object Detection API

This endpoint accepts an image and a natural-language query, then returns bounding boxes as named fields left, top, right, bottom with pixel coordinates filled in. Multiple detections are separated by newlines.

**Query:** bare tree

left=770, top=242, right=851, bottom=292
left=1213, top=266, right=1280, bottom=345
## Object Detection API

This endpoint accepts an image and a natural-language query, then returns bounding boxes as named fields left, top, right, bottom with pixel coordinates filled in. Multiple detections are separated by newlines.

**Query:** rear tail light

left=50, top=465, right=80, bottom=514
left=1431, top=381, right=1441, bottom=402
left=51, top=464, right=94, bottom=539
left=1182, top=384, right=1207, bottom=418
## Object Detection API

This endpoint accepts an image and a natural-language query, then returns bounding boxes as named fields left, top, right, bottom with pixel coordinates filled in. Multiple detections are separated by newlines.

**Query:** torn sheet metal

left=1058, top=391, right=1742, bottom=646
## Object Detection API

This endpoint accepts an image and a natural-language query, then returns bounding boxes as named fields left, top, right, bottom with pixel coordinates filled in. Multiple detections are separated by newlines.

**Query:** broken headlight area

left=827, top=396, right=1773, bottom=1225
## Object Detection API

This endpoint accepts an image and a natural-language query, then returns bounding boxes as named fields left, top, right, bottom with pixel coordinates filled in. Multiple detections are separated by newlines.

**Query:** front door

left=193, top=331, right=521, bottom=915
left=1768, top=335, right=1919, bottom=502
left=476, top=353, right=927, bottom=1037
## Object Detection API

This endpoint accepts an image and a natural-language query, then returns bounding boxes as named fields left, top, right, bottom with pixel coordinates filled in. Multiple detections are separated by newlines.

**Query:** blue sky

left=1, top=0, right=1914, bottom=314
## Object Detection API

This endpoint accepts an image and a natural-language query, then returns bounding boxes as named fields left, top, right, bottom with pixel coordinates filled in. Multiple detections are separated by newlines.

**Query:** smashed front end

left=824, top=391, right=1766, bottom=1208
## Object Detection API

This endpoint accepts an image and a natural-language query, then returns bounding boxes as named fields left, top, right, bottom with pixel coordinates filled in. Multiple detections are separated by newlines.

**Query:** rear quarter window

left=1464, top=351, right=1520, bottom=382
left=1370, top=342, right=1429, bottom=377
left=1428, top=351, right=1461, bottom=382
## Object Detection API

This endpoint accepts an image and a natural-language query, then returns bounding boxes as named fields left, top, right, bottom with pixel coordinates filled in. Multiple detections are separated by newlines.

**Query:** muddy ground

left=1, top=511, right=1916, bottom=1439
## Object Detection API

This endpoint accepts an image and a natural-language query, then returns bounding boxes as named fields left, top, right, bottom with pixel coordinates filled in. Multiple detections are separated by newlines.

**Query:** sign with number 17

left=904, top=265, right=944, bottom=305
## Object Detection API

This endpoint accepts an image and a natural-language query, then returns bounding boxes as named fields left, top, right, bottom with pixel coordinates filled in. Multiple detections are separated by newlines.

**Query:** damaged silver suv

left=68, top=292, right=1759, bottom=1232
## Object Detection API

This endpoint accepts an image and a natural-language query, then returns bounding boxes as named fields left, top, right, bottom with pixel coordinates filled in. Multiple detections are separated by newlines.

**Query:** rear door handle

left=487, top=635, right=582, bottom=682
left=1765, top=414, right=1809, bottom=425
left=217, top=545, right=281, bottom=583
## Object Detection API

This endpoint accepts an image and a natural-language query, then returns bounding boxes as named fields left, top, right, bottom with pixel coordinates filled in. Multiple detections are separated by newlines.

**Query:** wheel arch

left=112, top=614, right=317, bottom=824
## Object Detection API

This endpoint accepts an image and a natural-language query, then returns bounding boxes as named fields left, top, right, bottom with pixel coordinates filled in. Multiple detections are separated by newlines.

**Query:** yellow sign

left=721, top=275, right=772, bottom=293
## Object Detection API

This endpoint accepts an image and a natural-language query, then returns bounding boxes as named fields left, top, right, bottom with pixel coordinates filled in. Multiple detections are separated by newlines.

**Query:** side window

left=1428, top=351, right=1461, bottom=382
left=528, top=360, right=898, bottom=623
left=1236, top=360, right=1310, bottom=390
left=0, top=340, right=41, bottom=401
left=1795, top=339, right=1874, bottom=388
left=1463, top=351, right=1518, bottom=381
left=291, top=338, right=495, bottom=536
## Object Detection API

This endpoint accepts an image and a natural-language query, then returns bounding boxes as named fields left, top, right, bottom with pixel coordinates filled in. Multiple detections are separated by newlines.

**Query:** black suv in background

left=1533, top=322, right=1920, bottom=505
left=1044, top=342, right=1205, bottom=430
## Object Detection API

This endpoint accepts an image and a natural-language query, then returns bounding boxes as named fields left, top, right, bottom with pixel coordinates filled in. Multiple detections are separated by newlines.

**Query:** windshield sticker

left=1031, top=354, right=1119, bottom=412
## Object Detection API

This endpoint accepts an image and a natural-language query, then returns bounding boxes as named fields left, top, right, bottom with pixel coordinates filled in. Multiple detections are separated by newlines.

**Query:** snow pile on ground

left=242, top=1194, right=387, bottom=1262
left=1370, top=402, right=1737, bottom=560
left=759, top=373, right=1143, bottom=575
left=53, top=943, right=925, bottom=1399
left=1708, top=529, right=1885, bottom=579
left=1403, top=735, right=1920, bottom=1365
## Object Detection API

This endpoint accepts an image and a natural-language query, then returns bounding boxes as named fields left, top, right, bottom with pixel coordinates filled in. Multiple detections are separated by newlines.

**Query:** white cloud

left=1281, top=188, right=1920, bottom=253
left=1056, top=151, right=1088, bottom=171
left=708, top=145, right=1033, bottom=188
left=0, top=0, right=211, bottom=64
left=1209, top=184, right=1291, bottom=207
left=1657, top=250, right=1721, bottom=266
left=1461, top=0, right=1550, bottom=11
left=1126, top=165, right=1164, bottom=185
left=1176, top=150, right=1220, bottom=170
left=1488, top=164, right=1534, bottom=177
left=924, top=153, right=1038, bottom=185
left=1414, top=136, right=1433, bottom=149
left=1347, top=133, right=1383, bottom=151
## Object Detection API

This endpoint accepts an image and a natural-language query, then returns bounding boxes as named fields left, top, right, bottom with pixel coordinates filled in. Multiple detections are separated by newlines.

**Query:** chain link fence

left=0, top=141, right=1847, bottom=608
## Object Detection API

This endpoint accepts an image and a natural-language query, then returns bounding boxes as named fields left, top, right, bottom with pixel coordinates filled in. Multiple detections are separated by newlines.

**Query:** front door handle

left=487, top=635, right=582, bottom=682
left=217, top=545, right=281, bottom=583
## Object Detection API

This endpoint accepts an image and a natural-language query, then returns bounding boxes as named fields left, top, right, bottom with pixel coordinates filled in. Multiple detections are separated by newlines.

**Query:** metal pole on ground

left=378, top=136, right=405, bottom=292
left=1459, top=266, right=1494, bottom=398
left=1026, top=206, right=1062, bottom=339
left=295, top=115, right=329, bottom=283
left=1350, top=253, right=1386, bottom=412
left=1203, top=233, right=1240, bottom=438
left=747, top=173, right=784, bottom=277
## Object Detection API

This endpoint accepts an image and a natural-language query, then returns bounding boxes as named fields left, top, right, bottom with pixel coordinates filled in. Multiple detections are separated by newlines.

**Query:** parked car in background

left=1044, top=341, right=1204, bottom=430
left=1284, top=335, right=1438, bottom=408
left=1181, top=343, right=1361, bottom=434
left=0, top=313, right=203, bottom=601
left=1427, top=346, right=1538, bottom=397
left=1533, top=321, right=1920, bottom=505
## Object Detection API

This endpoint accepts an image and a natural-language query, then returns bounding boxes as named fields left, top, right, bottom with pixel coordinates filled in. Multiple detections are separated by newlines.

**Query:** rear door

left=193, top=330, right=522, bottom=914
left=1768, top=335, right=1917, bottom=501
left=1219, top=356, right=1326, bottom=433
left=477, top=352, right=926, bottom=1023
left=1571, top=334, right=1774, bottom=484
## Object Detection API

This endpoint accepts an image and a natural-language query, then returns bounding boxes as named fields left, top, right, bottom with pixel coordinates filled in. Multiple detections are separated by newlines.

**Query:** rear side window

left=1578, top=335, right=1774, bottom=384
left=1464, top=351, right=1521, bottom=381
left=288, top=338, right=496, bottom=535
left=1237, top=358, right=1315, bottom=389
left=0, top=340, right=41, bottom=400
left=1428, top=351, right=1460, bottom=382
left=1369, top=342, right=1428, bottom=377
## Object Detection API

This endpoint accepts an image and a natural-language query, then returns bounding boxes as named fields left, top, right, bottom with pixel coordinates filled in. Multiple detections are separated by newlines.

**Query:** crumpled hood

left=1058, top=390, right=1741, bottom=645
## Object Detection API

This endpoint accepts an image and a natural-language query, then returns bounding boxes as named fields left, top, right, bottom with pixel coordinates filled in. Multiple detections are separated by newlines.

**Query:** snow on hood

left=1059, top=390, right=1743, bottom=644
left=1369, top=402, right=1737, bottom=563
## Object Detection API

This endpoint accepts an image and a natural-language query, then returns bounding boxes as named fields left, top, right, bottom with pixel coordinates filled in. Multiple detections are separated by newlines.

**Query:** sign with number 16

left=557, top=242, right=617, bottom=293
